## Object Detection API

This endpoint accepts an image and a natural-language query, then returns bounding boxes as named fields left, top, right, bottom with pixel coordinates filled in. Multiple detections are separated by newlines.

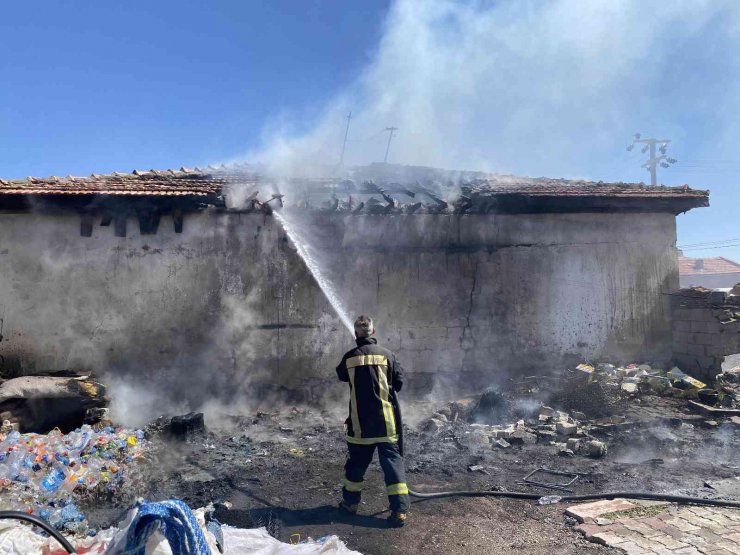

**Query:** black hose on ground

left=0, top=511, right=76, bottom=553
left=408, top=489, right=740, bottom=509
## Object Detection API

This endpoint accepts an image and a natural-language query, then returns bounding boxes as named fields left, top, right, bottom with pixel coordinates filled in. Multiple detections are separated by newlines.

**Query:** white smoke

left=242, top=0, right=740, bottom=183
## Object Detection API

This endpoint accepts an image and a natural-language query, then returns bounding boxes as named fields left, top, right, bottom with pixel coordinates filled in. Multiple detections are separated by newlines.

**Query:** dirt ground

left=76, top=393, right=739, bottom=555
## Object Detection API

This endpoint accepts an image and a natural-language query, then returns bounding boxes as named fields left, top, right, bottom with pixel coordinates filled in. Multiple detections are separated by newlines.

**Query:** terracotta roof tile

left=463, top=177, right=707, bottom=199
left=0, top=165, right=710, bottom=205
left=679, top=256, right=740, bottom=275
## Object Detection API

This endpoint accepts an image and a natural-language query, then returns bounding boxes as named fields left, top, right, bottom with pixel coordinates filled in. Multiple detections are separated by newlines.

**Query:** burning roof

left=0, top=164, right=709, bottom=214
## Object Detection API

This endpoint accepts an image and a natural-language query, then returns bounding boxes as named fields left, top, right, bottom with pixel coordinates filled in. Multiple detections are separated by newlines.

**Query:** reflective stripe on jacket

left=336, top=337, right=404, bottom=444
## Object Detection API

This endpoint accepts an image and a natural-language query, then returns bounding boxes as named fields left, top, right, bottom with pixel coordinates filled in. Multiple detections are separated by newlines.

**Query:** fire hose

left=393, top=398, right=740, bottom=510
left=0, top=511, right=77, bottom=554
left=407, top=489, right=740, bottom=509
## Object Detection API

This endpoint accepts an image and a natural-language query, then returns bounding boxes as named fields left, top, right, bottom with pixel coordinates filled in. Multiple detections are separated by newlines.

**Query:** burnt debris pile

left=0, top=371, right=109, bottom=434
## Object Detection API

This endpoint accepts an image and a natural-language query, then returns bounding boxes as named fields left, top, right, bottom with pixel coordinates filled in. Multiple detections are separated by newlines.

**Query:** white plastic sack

left=0, top=508, right=361, bottom=555
left=0, top=519, right=114, bottom=555
left=222, top=527, right=361, bottom=555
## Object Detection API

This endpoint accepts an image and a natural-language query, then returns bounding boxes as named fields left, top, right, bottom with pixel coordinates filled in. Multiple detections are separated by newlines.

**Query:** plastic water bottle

left=41, top=467, right=66, bottom=492
left=537, top=495, right=562, bottom=505
left=60, top=503, right=84, bottom=523
left=5, top=431, right=21, bottom=445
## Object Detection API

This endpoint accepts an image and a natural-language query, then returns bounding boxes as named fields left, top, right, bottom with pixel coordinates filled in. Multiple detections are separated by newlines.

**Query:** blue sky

left=1, top=1, right=739, bottom=261
left=0, top=1, right=388, bottom=175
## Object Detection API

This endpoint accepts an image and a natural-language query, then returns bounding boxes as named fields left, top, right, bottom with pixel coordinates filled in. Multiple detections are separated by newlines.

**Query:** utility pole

left=383, top=126, right=398, bottom=163
left=626, top=133, right=677, bottom=186
left=339, top=112, right=352, bottom=166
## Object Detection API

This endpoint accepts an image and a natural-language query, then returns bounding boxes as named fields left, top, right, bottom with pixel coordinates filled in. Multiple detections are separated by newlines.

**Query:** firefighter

left=336, top=315, right=409, bottom=527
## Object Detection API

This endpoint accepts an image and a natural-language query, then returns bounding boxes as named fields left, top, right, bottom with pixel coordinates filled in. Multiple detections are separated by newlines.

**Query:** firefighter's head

left=354, top=315, right=375, bottom=339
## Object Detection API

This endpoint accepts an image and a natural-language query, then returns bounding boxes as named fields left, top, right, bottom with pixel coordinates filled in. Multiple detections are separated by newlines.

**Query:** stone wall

left=0, top=209, right=680, bottom=414
left=671, top=287, right=740, bottom=382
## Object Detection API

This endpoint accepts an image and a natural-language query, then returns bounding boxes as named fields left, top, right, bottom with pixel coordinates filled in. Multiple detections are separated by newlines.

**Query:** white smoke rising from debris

left=244, top=0, right=739, bottom=181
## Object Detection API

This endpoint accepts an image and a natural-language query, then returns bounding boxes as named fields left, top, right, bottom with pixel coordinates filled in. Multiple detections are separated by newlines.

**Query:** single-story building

left=679, top=256, right=740, bottom=289
left=0, top=164, right=709, bottom=409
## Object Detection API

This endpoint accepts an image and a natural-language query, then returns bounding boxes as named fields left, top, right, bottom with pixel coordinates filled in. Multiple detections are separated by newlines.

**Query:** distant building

left=679, top=256, right=740, bottom=289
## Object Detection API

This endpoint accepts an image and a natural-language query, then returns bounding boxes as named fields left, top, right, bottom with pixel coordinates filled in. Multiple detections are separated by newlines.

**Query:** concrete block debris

left=556, top=421, right=577, bottom=436
left=566, top=438, right=607, bottom=458
left=563, top=361, right=711, bottom=411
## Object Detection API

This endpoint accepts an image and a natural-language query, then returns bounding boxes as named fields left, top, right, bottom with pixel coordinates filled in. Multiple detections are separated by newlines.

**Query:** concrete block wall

left=0, top=209, right=681, bottom=416
left=671, top=289, right=740, bottom=382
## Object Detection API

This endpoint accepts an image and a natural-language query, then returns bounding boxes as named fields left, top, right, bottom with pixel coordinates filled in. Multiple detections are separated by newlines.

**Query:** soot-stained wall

left=0, top=210, right=678, bottom=406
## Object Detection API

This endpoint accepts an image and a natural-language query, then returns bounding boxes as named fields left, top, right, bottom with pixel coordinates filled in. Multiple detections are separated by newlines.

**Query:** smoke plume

left=244, top=0, right=740, bottom=184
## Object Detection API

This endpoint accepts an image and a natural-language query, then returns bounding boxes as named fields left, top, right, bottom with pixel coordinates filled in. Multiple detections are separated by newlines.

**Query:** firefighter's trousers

left=342, top=441, right=409, bottom=512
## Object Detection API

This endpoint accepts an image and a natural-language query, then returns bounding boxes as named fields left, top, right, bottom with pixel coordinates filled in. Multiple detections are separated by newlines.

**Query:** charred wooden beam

left=173, top=209, right=184, bottom=233
left=80, top=213, right=93, bottom=237
left=114, top=215, right=127, bottom=237
left=137, top=210, right=161, bottom=235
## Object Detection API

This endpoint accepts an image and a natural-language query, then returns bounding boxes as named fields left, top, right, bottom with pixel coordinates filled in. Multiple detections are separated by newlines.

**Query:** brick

left=654, top=535, right=690, bottom=550
left=566, top=499, right=637, bottom=522
left=687, top=344, right=707, bottom=356
left=723, top=531, right=740, bottom=542
left=590, top=531, right=629, bottom=546
left=694, top=520, right=722, bottom=545
left=647, top=518, right=689, bottom=538
left=661, top=516, right=701, bottom=533
left=623, top=519, right=666, bottom=538
left=614, top=540, right=649, bottom=554
left=681, top=534, right=708, bottom=548
left=673, top=330, right=691, bottom=343
left=576, top=523, right=607, bottom=540
left=705, top=345, right=725, bottom=356
left=692, top=321, right=710, bottom=333
left=694, top=333, right=718, bottom=345
left=673, top=548, right=703, bottom=554
left=684, top=309, right=716, bottom=322
left=674, top=321, right=692, bottom=332
left=695, top=355, right=719, bottom=370
left=630, top=534, right=662, bottom=550
left=704, top=510, right=737, bottom=526
left=556, top=421, right=577, bottom=436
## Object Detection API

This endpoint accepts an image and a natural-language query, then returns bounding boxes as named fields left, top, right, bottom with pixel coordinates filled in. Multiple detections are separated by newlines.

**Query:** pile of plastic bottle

left=0, top=420, right=146, bottom=534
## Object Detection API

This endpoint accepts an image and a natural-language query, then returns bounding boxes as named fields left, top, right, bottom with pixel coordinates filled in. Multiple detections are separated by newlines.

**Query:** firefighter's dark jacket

left=336, top=337, right=404, bottom=444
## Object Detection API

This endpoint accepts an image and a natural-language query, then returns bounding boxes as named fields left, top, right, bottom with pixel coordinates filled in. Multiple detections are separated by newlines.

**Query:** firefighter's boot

left=338, top=500, right=359, bottom=514
left=387, top=511, right=407, bottom=527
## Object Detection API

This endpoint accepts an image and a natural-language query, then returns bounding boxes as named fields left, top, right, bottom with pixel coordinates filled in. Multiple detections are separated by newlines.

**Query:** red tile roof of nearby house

left=679, top=256, right=740, bottom=275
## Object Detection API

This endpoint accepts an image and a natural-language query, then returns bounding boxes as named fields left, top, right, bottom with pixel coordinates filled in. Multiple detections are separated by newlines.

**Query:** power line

left=383, top=126, right=398, bottom=163
left=680, top=243, right=740, bottom=251
left=679, top=237, right=740, bottom=248
left=626, top=133, right=677, bottom=186
left=338, top=112, right=352, bottom=166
